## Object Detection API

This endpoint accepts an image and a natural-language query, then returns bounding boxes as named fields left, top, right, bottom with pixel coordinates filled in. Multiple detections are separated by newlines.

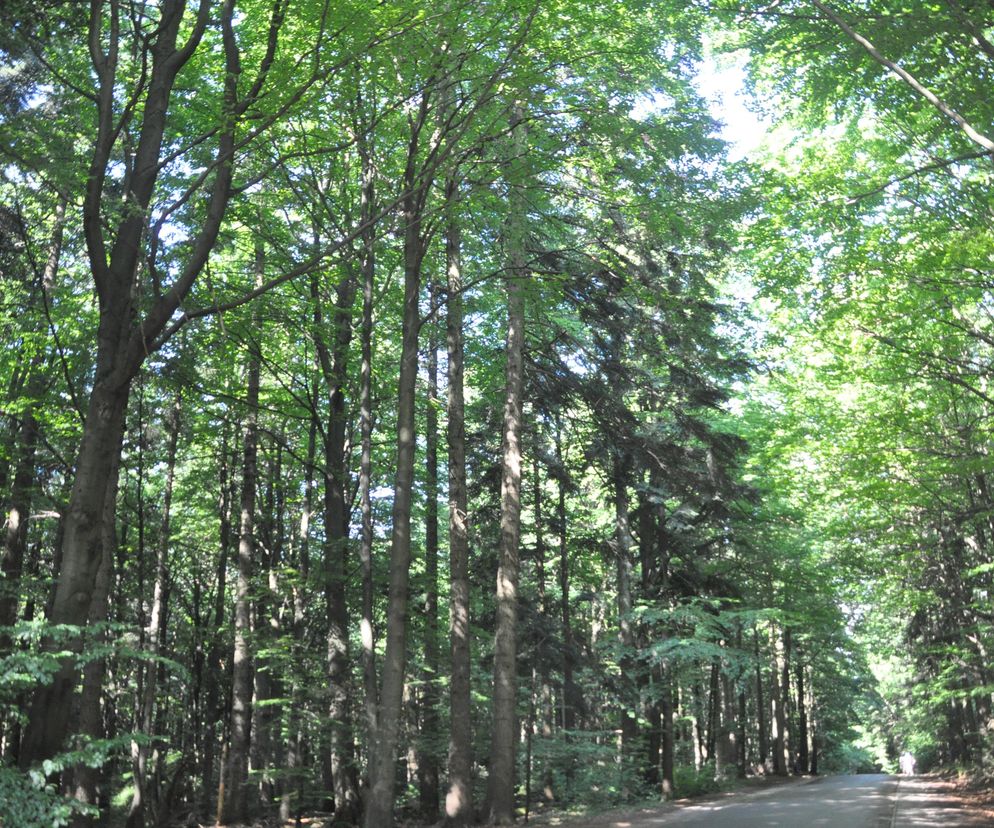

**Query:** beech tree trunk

left=220, top=249, right=263, bottom=824
left=754, top=626, right=768, bottom=770
left=487, top=102, right=528, bottom=826
left=280, top=422, right=316, bottom=823
left=202, top=427, right=233, bottom=817
left=796, top=654, right=809, bottom=774
left=364, top=126, right=429, bottom=827
left=661, top=672, right=675, bottom=799
left=556, top=422, right=577, bottom=743
left=770, top=627, right=787, bottom=776
left=20, top=0, right=241, bottom=767
left=19, top=368, right=130, bottom=767
left=612, top=458, right=637, bottom=779
left=445, top=172, right=474, bottom=826
left=419, top=281, right=441, bottom=820
left=68, top=450, right=119, bottom=827
left=357, top=120, right=379, bottom=756
left=128, top=394, right=181, bottom=828
left=313, top=262, right=361, bottom=821
left=0, top=377, right=40, bottom=637
left=781, top=627, right=793, bottom=772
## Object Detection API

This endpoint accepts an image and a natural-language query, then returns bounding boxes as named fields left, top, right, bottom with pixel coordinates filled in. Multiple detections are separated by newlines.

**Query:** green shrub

left=0, top=764, right=97, bottom=828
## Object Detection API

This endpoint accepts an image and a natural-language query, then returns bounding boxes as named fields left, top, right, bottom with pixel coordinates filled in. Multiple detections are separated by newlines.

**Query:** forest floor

left=915, top=769, right=994, bottom=823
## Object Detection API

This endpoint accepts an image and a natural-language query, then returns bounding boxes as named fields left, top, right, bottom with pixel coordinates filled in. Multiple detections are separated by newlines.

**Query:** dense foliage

left=1, top=1, right=991, bottom=826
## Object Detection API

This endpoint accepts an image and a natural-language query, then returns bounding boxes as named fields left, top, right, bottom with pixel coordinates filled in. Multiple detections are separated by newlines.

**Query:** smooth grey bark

left=219, top=249, right=263, bottom=824
left=127, top=393, right=181, bottom=828
left=312, top=261, right=361, bottom=821
left=419, top=280, right=441, bottom=820
left=364, top=101, right=430, bottom=828
left=781, top=626, right=794, bottom=772
left=754, top=626, right=768, bottom=769
left=251, top=447, right=281, bottom=808
left=612, top=458, right=637, bottom=780
left=532, top=453, right=555, bottom=802
left=487, top=103, right=528, bottom=826
left=0, top=373, right=41, bottom=637
left=68, top=449, right=119, bottom=827
left=280, top=420, right=315, bottom=823
left=357, top=121, right=379, bottom=755
left=444, top=172, right=473, bottom=827
left=555, top=421, right=577, bottom=746
left=201, top=426, right=233, bottom=817
left=718, top=669, right=739, bottom=777
left=770, top=626, right=787, bottom=776
left=661, top=671, right=675, bottom=799
left=796, top=652, right=809, bottom=773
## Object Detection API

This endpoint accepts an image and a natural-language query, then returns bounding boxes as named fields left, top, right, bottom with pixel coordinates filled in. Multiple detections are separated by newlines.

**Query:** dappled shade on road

left=548, top=774, right=994, bottom=827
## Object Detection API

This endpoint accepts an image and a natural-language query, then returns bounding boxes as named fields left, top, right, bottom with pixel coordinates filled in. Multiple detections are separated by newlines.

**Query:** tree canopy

left=1, top=1, right=992, bottom=826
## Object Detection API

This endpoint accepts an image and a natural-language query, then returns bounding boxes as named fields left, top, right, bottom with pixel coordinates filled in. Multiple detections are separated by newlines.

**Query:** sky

left=694, top=51, right=769, bottom=162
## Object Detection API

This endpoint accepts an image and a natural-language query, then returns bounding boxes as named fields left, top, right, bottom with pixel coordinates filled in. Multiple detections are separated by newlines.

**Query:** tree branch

left=810, top=0, right=994, bottom=152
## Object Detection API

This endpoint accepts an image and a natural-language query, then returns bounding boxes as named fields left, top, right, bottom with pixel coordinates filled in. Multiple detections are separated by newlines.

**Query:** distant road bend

left=554, top=774, right=993, bottom=827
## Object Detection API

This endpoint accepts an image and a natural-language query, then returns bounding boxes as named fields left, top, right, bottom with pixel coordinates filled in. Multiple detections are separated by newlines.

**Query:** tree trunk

left=19, top=366, right=130, bottom=767
left=444, top=172, right=473, bottom=827
left=796, top=653, right=809, bottom=774
left=20, top=0, right=241, bottom=766
left=533, top=454, right=555, bottom=802
left=770, top=628, right=787, bottom=776
left=737, top=667, right=748, bottom=778
left=612, top=458, right=637, bottom=783
left=753, top=626, right=767, bottom=771
left=202, top=427, right=233, bottom=817
left=314, top=262, right=360, bottom=822
left=692, top=677, right=706, bottom=769
left=252, top=447, right=280, bottom=808
left=68, top=449, right=119, bottom=827
left=781, top=627, right=793, bottom=772
left=0, top=197, right=66, bottom=640
left=127, top=393, right=181, bottom=828
left=363, top=157, right=427, bottom=828
left=555, top=420, right=577, bottom=761
left=808, top=680, right=819, bottom=776
left=357, top=121, right=379, bottom=762
left=0, top=373, right=41, bottom=639
left=707, top=660, right=719, bottom=770
left=719, top=670, right=739, bottom=778
left=280, top=421, right=316, bottom=823
left=419, top=280, right=441, bottom=821
left=219, top=249, right=263, bottom=825
left=660, top=671, right=675, bottom=799
left=486, top=103, right=528, bottom=826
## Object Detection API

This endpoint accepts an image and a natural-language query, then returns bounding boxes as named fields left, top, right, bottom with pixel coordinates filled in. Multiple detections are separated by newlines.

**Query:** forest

left=1, top=1, right=993, bottom=826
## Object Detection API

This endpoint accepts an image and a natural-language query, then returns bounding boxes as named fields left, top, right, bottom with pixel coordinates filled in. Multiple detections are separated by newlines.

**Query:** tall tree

left=16, top=0, right=297, bottom=766
left=220, top=247, right=264, bottom=825
left=444, top=167, right=474, bottom=826
left=487, top=101, right=529, bottom=825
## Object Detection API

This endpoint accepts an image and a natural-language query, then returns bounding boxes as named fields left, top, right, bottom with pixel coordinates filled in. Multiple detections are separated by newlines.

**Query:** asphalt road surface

left=551, top=774, right=993, bottom=827
left=611, top=774, right=898, bottom=827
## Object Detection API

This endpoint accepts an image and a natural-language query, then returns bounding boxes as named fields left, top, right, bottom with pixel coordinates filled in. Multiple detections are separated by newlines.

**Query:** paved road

left=608, top=775, right=899, bottom=827
left=550, top=773, right=992, bottom=827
